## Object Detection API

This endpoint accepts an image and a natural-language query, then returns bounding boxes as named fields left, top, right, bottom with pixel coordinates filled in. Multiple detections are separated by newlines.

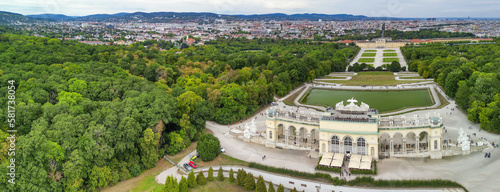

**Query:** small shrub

left=229, top=169, right=235, bottom=183
left=196, top=171, right=207, bottom=185
left=207, top=167, right=214, bottom=181
left=217, top=167, right=224, bottom=181
left=244, top=173, right=256, bottom=190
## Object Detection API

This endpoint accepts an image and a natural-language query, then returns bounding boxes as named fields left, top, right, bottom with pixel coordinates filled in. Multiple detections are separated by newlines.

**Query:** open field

left=317, top=72, right=429, bottom=86
left=301, top=89, right=433, bottom=112
left=383, top=58, right=399, bottom=62
left=364, top=50, right=377, bottom=52
left=383, top=53, right=398, bottom=57
left=358, top=58, right=375, bottom=63
left=361, top=53, right=376, bottom=57
left=383, top=49, right=396, bottom=52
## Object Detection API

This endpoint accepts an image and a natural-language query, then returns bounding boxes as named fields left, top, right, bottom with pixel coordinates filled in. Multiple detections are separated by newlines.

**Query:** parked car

left=220, top=147, right=225, bottom=153
left=188, top=161, right=197, bottom=168
left=183, top=163, right=192, bottom=171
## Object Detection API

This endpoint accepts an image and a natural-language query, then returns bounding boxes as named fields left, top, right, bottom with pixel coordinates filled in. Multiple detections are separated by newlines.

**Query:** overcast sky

left=3, top=0, right=500, bottom=18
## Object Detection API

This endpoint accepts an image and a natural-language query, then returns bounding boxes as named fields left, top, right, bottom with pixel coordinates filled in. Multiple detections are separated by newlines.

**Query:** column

left=416, top=138, right=420, bottom=153
left=307, top=133, right=311, bottom=148
left=390, top=138, right=394, bottom=155
left=402, top=137, right=406, bottom=154
left=295, top=132, right=300, bottom=146
left=285, top=129, right=288, bottom=145
left=353, top=143, right=357, bottom=155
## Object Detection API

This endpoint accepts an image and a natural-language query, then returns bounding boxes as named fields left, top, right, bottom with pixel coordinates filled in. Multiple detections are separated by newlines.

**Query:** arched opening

left=299, top=127, right=307, bottom=145
left=379, top=133, right=390, bottom=154
left=419, top=132, right=429, bottom=152
left=357, top=137, right=366, bottom=155
left=277, top=124, right=284, bottom=139
left=393, top=133, right=403, bottom=153
left=330, top=135, right=340, bottom=153
left=406, top=132, right=417, bottom=153
left=310, top=129, right=318, bottom=144
left=288, top=126, right=296, bottom=145
left=344, top=136, right=353, bottom=153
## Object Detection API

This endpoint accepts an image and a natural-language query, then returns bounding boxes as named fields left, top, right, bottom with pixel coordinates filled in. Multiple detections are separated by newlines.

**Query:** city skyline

left=3, top=0, right=500, bottom=18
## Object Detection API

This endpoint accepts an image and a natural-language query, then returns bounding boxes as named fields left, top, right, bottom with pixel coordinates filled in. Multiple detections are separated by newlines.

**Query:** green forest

left=402, top=39, right=500, bottom=133
left=0, top=33, right=358, bottom=191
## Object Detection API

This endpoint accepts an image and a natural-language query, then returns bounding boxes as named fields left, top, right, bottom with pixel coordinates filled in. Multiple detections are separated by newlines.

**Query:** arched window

left=330, top=136, right=340, bottom=153
left=434, top=140, right=438, bottom=150
left=344, top=137, right=352, bottom=153
left=331, top=136, right=339, bottom=145
left=269, top=131, right=273, bottom=139
left=357, top=138, right=366, bottom=155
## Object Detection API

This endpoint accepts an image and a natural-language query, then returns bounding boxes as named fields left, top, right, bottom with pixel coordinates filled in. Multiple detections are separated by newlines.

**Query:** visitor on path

left=485, top=153, right=488, bottom=158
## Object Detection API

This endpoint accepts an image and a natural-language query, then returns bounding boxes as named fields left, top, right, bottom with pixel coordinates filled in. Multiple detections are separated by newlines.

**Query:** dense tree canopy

left=0, top=32, right=357, bottom=191
left=402, top=39, right=500, bottom=133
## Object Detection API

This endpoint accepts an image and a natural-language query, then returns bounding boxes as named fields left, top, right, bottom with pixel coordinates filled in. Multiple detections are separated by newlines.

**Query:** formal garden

left=361, top=52, right=377, bottom=57
left=358, top=58, right=375, bottom=63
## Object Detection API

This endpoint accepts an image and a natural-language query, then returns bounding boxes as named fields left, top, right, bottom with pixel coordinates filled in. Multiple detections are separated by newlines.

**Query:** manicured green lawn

left=383, top=58, right=399, bottom=62
left=317, top=72, right=429, bottom=86
left=361, top=53, right=376, bottom=57
left=383, top=53, right=398, bottom=57
left=301, top=89, right=433, bottom=113
left=383, top=49, right=396, bottom=52
left=364, top=50, right=377, bottom=52
left=358, top=58, right=375, bottom=63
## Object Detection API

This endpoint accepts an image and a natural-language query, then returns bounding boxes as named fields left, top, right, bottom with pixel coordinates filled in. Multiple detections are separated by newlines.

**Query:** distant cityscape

left=2, top=11, right=498, bottom=46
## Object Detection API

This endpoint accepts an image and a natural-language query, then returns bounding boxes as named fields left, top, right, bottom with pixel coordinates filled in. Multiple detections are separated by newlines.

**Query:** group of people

left=484, top=152, right=491, bottom=158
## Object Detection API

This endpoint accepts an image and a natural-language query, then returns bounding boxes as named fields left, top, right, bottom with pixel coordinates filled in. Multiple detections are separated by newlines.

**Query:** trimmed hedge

left=315, top=157, right=341, bottom=173
left=244, top=161, right=466, bottom=191
left=347, top=177, right=468, bottom=192
left=350, top=160, right=377, bottom=175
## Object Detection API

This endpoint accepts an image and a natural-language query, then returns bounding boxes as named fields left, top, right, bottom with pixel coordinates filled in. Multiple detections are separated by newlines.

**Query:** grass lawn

left=383, top=58, right=399, bottom=62
left=383, top=49, right=396, bottom=52
left=283, top=87, right=305, bottom=106
left=191, top=180, right=247, bottom=192
left=383, top=53, right=398, bottom=57
left=364, top=50, right=377, bottom=52
left=361, top=53, right=376, bottom=57
left=358, top=58, right=375, bottom=63
left=196, top=154, right=249, bottom=168
left=301, top=88, right=433, bottom=113
left=101, top=159, right=171, bottom=192
left=317, top=71, right=428, bottom=86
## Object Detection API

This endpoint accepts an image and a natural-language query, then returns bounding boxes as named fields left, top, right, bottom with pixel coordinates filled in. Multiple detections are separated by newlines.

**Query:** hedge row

left=350, top=160, right=377, bottom=175
left=347, top=177, right=468, bottom=192
left=245, top=161, right=466, bottom=191
left=315, top=157, right=341, bottom=173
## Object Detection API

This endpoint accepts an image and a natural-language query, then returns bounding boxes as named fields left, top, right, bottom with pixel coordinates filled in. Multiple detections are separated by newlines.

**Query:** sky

left=2, top=0, right=500, bottom=18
